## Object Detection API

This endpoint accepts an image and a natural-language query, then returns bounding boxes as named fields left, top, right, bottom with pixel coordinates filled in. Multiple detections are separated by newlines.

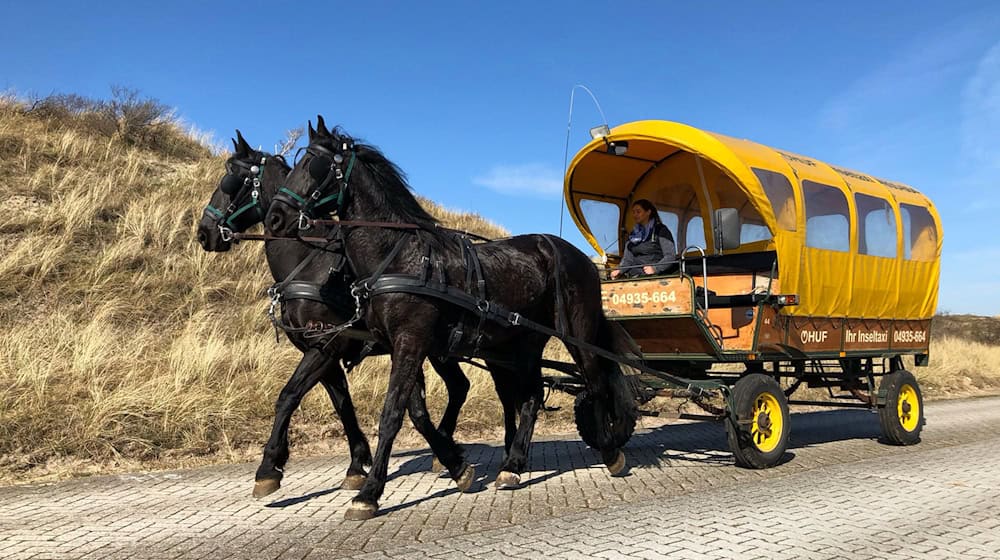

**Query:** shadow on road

left=268, top=408, right=883, bottom=513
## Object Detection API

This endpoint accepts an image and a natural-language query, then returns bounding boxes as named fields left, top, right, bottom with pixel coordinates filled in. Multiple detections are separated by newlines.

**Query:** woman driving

left=610, top=199, right=677, bottom=279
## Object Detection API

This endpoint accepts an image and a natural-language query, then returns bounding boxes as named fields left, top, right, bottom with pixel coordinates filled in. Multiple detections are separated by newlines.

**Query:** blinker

left=220, top=173, right=244, bottom=196
left=309, top=155, right=332, bottom=181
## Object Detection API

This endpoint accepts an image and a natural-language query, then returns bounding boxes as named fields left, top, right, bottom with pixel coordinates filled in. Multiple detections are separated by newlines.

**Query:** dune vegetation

left=1, top=91, right=998, bottom=484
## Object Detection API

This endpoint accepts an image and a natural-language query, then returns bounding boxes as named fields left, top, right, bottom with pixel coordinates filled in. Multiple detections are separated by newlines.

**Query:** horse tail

left=575, top=314, right=638, bottom=453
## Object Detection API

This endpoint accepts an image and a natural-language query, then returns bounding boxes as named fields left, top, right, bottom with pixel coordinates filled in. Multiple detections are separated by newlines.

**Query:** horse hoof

left=252, top=478, right=281, bottom=499
left=606, top=450, right=627, bottom=476
left=496, top=470, right=521, bottom=490
left=344, top=500, right=378, bottom=521
left=341, top=474, right=366, bottom=491
left=455, top=464, right=476, bottom=493
left=430, top=457, right=444, bottom=473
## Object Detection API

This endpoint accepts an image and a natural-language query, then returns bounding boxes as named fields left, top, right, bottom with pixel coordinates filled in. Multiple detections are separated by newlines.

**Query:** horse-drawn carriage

left=202, top=116, right=940, bottom=519
left=556, top=119, right=942, bottom=467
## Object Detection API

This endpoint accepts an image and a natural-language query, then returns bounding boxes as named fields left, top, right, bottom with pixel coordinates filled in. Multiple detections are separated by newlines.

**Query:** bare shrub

left=275, top=127, right=304, bottom=157
left=10, top=87, right=210, bottom=161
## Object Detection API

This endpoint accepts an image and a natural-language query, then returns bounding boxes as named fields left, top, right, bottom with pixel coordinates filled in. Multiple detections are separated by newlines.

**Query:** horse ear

left=307, top=120, right=316, bottom=142
left=231, top=138, right=239, bottom=154
left=235, top=129, right=251, bottom=154
left=316, top=115, right=329, bottom=136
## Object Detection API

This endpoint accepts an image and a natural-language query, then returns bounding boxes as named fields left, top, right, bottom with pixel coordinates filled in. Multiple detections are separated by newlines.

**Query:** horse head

left=197, top=130, right=290, bottom=251
left=266, top=115, right=356, bottom=236
left=266, top=115, right=439, bottom=244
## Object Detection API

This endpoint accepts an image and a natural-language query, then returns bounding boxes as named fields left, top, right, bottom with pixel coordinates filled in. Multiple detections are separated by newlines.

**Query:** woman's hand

left=642, top=265, right=655, bottom=275
left=610, top=269, right=622, bottom=279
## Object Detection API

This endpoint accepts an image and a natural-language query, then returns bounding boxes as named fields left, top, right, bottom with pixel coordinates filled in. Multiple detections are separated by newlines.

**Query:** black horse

left=196, top=131, right=472, bottom=498
left=265, top=117, right=637, bottom=520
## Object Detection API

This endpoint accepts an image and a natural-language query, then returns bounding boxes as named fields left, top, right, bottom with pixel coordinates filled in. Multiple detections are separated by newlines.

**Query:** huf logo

left=800, top=330, right=829, bottom=344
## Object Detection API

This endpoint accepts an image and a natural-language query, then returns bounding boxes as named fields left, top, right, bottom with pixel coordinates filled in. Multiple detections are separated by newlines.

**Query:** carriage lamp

left=590, top=124, right=611, bottom=139
left=607, top=140, right=629, bottom=156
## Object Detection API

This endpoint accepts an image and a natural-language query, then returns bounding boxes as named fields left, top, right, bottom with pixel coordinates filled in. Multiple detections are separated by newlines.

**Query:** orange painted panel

left=602, top=277, right=693, bottom=317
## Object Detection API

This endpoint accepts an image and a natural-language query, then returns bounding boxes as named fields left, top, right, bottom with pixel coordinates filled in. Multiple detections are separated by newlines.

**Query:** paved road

left=3, top=397, right=999, bottom=559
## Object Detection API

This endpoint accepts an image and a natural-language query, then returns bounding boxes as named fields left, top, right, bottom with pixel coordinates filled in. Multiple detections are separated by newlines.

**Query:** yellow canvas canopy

left=565, top=120, right=942, bottom=320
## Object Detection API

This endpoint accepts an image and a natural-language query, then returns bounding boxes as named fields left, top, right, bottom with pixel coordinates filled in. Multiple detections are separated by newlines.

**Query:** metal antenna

left=561, top=85, right=609, bottom=237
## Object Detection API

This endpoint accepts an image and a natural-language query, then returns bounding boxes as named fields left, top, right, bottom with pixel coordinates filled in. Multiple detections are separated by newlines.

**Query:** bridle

left=204, top=155, right=275, bottom=241
left=271, top=140, right=356, bottom=230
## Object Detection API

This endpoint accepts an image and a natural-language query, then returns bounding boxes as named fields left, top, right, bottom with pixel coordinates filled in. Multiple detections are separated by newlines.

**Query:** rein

left=309, top=217, right=494, bottom=242
left=231, top=232, right=338, bottom=244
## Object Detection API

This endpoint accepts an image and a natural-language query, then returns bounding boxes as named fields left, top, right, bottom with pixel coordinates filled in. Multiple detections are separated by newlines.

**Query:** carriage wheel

left=878, top=370, right=923, bottom=445
left=725, top=373, right=790, bottom=469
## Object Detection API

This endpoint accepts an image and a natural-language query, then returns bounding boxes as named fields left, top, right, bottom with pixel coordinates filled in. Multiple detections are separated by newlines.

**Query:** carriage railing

left=679, top=245, right=709, bottom=310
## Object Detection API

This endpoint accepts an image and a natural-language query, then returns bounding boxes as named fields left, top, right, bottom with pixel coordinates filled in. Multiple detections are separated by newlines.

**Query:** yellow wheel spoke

left=749, top=392, right=783, bottom=453
left=897, top=384, right=920, bottom=432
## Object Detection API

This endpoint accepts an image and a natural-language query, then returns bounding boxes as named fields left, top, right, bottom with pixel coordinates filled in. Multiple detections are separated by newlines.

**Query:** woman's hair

left=632, top=199, right=662, bottom=225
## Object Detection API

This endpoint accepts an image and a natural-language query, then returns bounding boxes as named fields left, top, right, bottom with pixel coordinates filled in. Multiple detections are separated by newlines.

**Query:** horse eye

left=220, top=174, right=243, bottom=196
left=309, top=156, right=332, bottom=181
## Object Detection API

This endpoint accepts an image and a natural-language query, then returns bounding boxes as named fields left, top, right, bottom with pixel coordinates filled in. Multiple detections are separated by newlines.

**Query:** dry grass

left=0, top=96, right=527, bottom=484
left=1, top=95, right=999, bottom=486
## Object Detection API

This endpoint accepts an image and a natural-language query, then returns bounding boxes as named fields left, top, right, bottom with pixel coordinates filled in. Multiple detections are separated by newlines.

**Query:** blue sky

left=3, top=1, right=998, bottom=315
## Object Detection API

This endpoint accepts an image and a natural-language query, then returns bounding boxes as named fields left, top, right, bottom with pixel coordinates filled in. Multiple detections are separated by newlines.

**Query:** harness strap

left=225, top=200, right=262, bottom=227
left=540, top=235, right=569, bottom=338
left=365, top=271, right=712, bottom=398
left=276, top=249, right=323, bottom=293
left=418, top=240, right=433, bottom=284
left=466, top=238, right=489, bottom=352
left=358, top=233, right=412, bottom=291
left=280, top=281, right=329, bottom=304
left=204, top=205, right=225, bottom=219
left=267, top=237, right=344, bottom=338
left=278, top=187, right=308, bottom=206
left=309, top=218, right=423, bottom=230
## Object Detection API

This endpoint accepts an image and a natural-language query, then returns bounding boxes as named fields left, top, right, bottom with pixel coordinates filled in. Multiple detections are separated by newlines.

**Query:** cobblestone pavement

left=2, top=397, right=999, bottom=559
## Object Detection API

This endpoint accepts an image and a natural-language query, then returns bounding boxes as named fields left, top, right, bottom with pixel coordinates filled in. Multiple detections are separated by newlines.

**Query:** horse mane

left=269, top=153, right=292, bottom=172
left=322, top=128, right=449, bottom=244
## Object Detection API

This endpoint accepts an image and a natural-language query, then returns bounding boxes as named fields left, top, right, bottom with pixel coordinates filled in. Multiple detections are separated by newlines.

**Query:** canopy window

left=900, top=203, right=939, bottom=262
left=803, top=181, right=851, bottom=253
left=648, top=182, right=699, bottom=251
left=580, top=199, right=623, bottom=256
left=855, top=193, right=897, bottom=258
left=752, top=168, right=797, bottom=232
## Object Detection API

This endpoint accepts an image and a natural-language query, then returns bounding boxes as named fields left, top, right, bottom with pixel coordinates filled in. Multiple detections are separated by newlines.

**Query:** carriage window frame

left=854, top=193, right=897, bottom=258
left=751, top=168, right=797, bottom=232
left=802, top=180, right=851, bottom=253
left=899, top=203, right=938, bottom=262
left=579, top=198, right=623, bottom=256
left=685, top=215, right=706, bottom=252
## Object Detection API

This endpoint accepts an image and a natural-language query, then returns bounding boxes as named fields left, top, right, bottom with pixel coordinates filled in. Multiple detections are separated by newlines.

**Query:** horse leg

left=426, top=356, right=470, bottom=472
left=489, top=354, right=544, bottom=490
left=487, top=367, right=519, bottom=459
left=404, top=376, right=474, bottom=491
left=253, top=348, right=328, bottom=498
left=318, top=362, right=372, bottom=491
left=345, top=335, right=427, bottom=521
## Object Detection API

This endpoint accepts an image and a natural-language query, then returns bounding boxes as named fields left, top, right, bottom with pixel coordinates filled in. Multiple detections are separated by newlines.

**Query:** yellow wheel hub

left=897, top=383, right=920, bottom=432
left=751, top=393, right=783, bottom=452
